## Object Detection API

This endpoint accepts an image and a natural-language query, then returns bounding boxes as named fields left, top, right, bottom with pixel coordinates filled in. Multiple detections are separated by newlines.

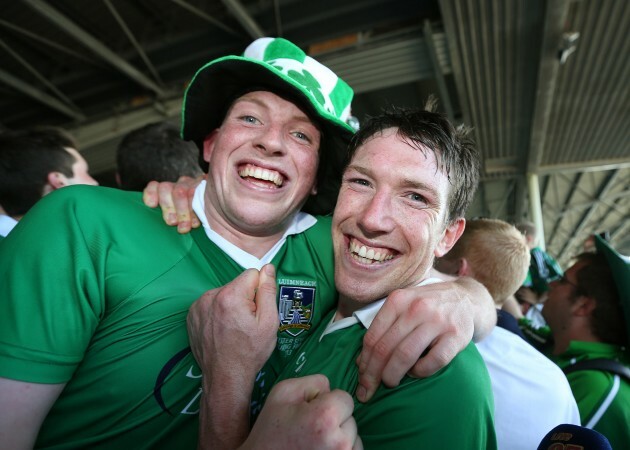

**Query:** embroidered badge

left=278, top=285, right=315, bottom=336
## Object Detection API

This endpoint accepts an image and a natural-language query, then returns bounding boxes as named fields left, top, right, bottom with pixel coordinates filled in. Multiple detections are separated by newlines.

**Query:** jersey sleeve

left=0, top=187, right=108, bottom=383
left=355, top=343, right=497, bottom=449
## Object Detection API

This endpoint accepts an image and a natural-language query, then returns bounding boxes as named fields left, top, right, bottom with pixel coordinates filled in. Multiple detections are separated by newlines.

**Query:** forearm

left=198, top=371, right=254, bottom=450
left=453, top=276, right=496, bottom=342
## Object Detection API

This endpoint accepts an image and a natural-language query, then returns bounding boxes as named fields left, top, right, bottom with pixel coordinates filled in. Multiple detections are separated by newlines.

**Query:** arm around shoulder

left=450, top=275, right=496, bottom=342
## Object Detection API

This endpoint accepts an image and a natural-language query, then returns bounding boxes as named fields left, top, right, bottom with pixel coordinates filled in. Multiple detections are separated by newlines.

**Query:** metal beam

left=23, top=0, right=166, bottom=97
left=273, top=0, right=283, bottom=36
left=0, top=18, right=101, bottom=65
left=0, top=38, right=81, bottom=113
left=538, top=158, right=630, bottom=175
left=221, top=0, right=265, bottom=39
left=103, top=0, right=164, bottom=87
left=0, top=68, right=85, bottom=120
left=557, top=169, right=622, bottom=262
left=547, top=172, right=582, bottom=247
left=527, top=173, right=546, bottom=250
left=170, top=0, right=240, bottom=36
left=549, top=188, right=630, bottom=219
left=525, top=0, right=571, bottom=174
left=69, top=98, right=183, bottom=150
left=423, top=20, right=454, bottom=121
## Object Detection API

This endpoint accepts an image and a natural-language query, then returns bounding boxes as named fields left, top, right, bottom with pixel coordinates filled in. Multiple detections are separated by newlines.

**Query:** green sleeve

left=355, top=343, right=497, bottom=450
left=0, top=187, right=114, bottom=383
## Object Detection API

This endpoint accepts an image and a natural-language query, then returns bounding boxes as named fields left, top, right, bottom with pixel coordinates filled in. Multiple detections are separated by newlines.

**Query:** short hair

left=346, top=100, right=480, bottom=222
left=116, top=121, right=203, bottom=191
left=441, top=218, right=531, bottom=304
left=0, top=127, right=78, bottom=216
left=573, top=252, right=628, bottom=346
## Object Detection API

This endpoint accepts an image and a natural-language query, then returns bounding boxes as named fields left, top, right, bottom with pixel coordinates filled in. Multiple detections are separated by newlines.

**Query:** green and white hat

left=595, top=235, right=630, bottom=343
left=182, top=37, right=355, bottom=155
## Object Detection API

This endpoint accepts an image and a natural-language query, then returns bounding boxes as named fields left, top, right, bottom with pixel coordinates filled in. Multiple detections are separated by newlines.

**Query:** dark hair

left=574, top=252, right=628, bottom=346
left=0, top=127, right=78, bottom=216
left=345, top=100, right=480, bottom=222
left=117, top=121, right=203, bottom=191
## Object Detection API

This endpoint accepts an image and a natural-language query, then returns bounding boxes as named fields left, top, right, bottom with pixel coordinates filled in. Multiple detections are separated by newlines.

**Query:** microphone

left=537, top=424, right=612, bottom=450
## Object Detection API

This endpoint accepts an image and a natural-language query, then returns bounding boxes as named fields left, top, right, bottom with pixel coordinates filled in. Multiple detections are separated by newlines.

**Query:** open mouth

left=238, top=163, right=284, bottom=188
left=349, top=237, right=395, bottom=264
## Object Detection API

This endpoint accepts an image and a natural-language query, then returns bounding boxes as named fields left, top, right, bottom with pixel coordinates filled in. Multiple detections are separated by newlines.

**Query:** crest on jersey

left=278, top=286, right=315, bottom=336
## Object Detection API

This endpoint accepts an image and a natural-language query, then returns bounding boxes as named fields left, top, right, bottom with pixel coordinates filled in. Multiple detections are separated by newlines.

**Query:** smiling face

left=202, top=91, right=321, bottom=242
left=332, top=128, right=465, bottom=314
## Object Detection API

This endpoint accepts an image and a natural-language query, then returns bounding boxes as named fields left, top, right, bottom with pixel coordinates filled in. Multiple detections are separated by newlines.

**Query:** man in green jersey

left=537, top=235, right=630, bottom=449
left=189, top=103, right=497, bottom=449
left=0, top=38, right=493, bottom=449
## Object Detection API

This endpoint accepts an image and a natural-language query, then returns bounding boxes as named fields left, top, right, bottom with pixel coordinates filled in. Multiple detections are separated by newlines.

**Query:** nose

left=356, top=190, right=394, bottom=235
left=255, top=123, right=285, bottom=155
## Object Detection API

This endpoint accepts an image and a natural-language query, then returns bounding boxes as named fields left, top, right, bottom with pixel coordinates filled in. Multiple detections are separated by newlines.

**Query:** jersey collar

left=320, top=277, right=444, bottom=340
left=192, top=180, right=317, bottom=270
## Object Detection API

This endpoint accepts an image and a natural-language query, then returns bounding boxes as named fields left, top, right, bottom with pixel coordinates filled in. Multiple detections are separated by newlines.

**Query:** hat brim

left=181, top=56, right=354, bottom=151
left=595, top=235, right=630, bottom=343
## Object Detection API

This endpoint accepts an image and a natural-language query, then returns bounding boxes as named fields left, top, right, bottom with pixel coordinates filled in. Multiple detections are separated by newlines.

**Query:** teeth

left=349, top=239, right=393, bottom=264
left=239, top=165, right=283, bottom=186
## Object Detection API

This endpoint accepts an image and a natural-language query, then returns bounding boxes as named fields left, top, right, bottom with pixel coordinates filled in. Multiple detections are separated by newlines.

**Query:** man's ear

left=573, top=295, right=597, bottom=317
left=457, top=258, right=472, bottom=277
left=435, top=218, right=466, bottom=258
left=47, top=171, right=68, bottom=190
left=202, top=130, right=219, bottom=163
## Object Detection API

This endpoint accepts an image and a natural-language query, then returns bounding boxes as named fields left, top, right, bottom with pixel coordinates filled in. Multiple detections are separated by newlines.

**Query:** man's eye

left=293, top=131, right=311, bottom=142
left=408, top=193, right=427, bottom=203
left=241, top=115, right=259, bottom=124
left=350, top=178, right=370, bottom=187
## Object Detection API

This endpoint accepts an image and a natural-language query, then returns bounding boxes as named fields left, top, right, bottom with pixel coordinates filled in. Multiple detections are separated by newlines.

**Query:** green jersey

left=0, top=186, right=337, bottom=449
left=267, top=307, right=497, bottom=449
left=552, top=341, right=630, bottom=449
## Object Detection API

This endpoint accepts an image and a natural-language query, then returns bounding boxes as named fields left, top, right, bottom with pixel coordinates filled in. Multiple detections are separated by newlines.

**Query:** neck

left=203, top=206, right=291, bottom=260
left=334, top=294, right=358, bottom=321
left=552, top=321, right=599, bottom=355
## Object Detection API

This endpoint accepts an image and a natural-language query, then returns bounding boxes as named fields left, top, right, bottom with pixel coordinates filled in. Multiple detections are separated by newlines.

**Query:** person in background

left=435, top=218, right=580, bottom=450
left=533, top=236, right=630, bottom=449
left=116, top=121, right=203, bottom=191
left=189, top=104, right=497, bottom=449
left=0, top=37, right=493, bottom=449
left=515, top=221, right=563, bottom=327
left=0, top=126, right=98, bottom=240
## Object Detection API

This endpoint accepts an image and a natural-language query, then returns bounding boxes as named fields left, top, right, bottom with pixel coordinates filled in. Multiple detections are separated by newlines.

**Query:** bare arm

left=356, top=274, right=495, bottom=402
left=240, top=375, right=362, bottom=450
left=187, top=265, right=279, bottom=450
left=0, top=378, right=65, bottom=450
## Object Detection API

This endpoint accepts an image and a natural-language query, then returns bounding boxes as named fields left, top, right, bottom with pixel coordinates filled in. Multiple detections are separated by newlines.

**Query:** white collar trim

left=0, top=214, right=18, bottom=237
left=192, top=180, right=317, bottom=270
left=320, top=277, right=444, bottom=340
